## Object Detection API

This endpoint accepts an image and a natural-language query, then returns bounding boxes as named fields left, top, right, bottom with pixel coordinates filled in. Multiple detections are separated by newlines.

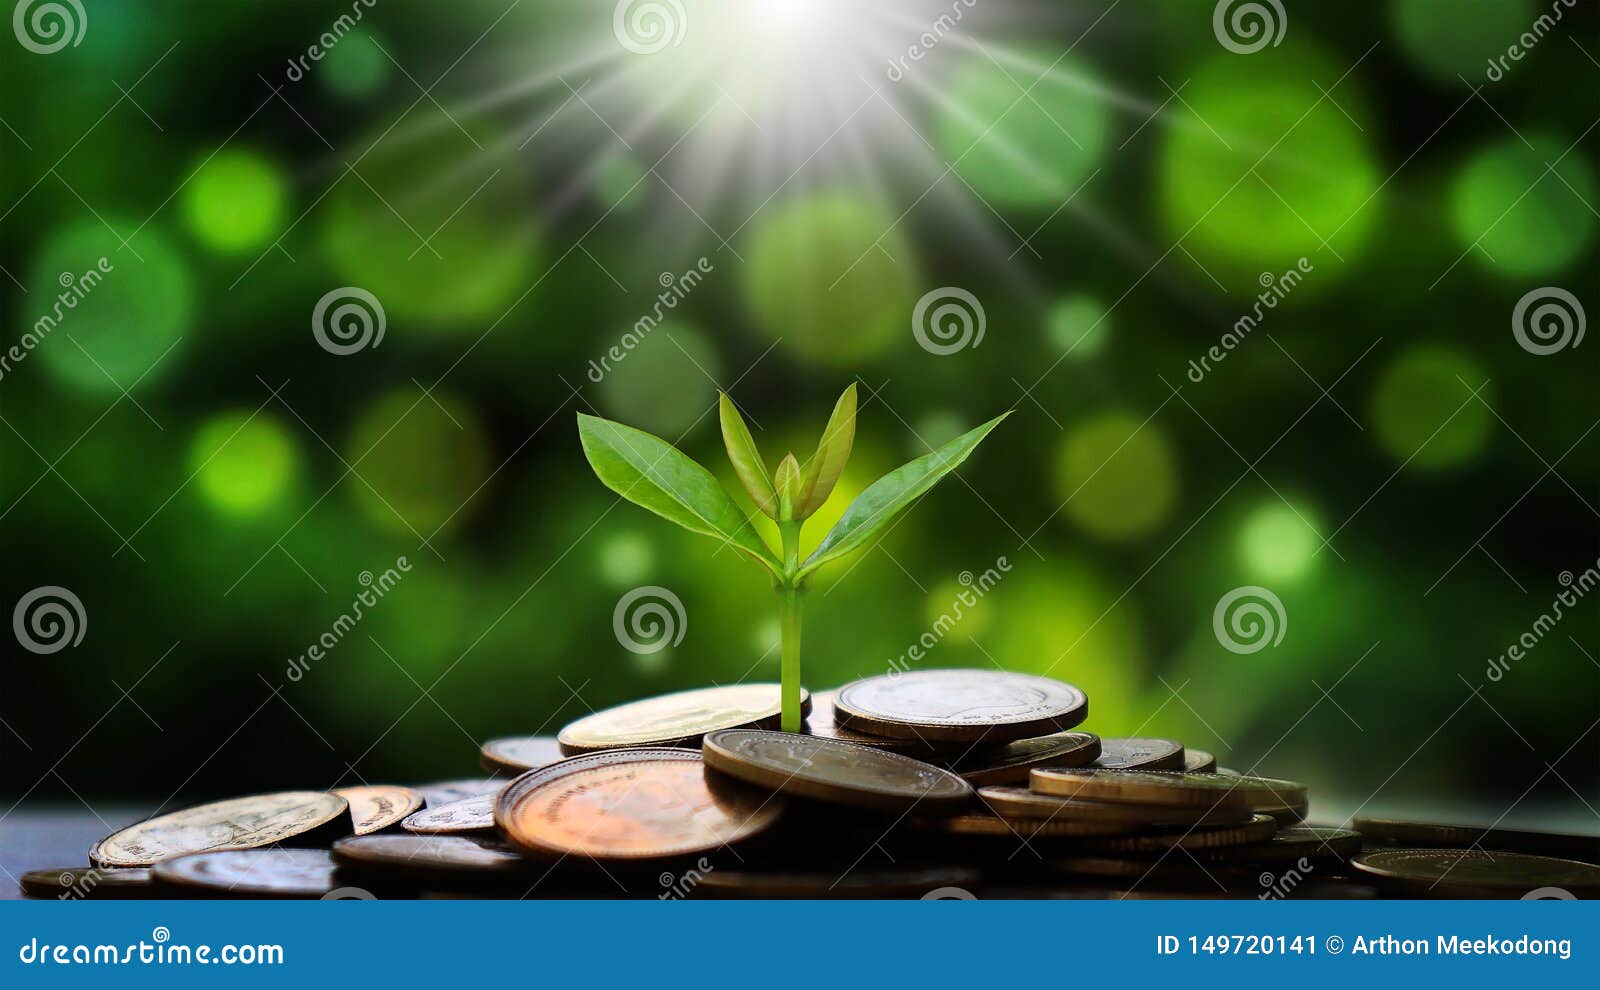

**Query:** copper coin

left=335, top=785, right=424, bottom=835
left=1202, top=825, right=1360, bottom=863
left=1183, top=748, right=1218, bottom=773
left=1078, top=815, right=1279, bottom=854
left=834, top=670, right=1087, bottom=743
left=944, top=731, right=1101, bottom=786
left=558, top=684, right=809, bottom=754
left=916, top=813, right=1141, bottom=839
left=402, top=794, right=496, bottom=835
left=702, top=729, right=973, bottom=812
left=1093, top=737, right=1186, bottom=771
left=1352, top=848, right=1600, bottom=898
left=978, top=786, right=1257, bottom=827
left=1031, top=768, right=1307, bottom=810
left=21, top=866, right=153, bottom=899
left=1352, top=817, right=1600, bottom=863
left=480, top=735, right=566, bottom=775
left=152, top=849, right=345, bottom=899
left=496, top=748, right=783, bottom=861
left=697, top=865, right=980, bottom=899
left=93, top=792, right=349, bottom=867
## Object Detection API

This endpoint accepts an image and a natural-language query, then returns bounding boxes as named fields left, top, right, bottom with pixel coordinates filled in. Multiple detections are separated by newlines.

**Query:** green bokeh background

left=1, top=1, right=1595, bottom=827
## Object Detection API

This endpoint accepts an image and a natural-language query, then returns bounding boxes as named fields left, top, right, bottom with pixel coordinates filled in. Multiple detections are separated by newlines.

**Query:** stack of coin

left=43, top=670, right=1587, bottom=901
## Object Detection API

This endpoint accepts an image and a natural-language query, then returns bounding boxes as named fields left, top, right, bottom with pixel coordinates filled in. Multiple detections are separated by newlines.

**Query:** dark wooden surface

left=0, top=806, right=149, bottom=900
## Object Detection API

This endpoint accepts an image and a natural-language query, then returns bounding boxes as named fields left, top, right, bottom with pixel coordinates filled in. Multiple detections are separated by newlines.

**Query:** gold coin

left=1183, top=749, right=1218, bottom=773
left=804, top=690, right=925, bottom=751
left=152, top=848, right=344, bottom=899
left=335, top=785, right=424, bottom=835
left=480, top=735, right=566, bottom=774
left=978, top=787, right=1257, bottom=827
left=1352, top=848, right=1600, bottom=898
left=1202, top=825, right=1360, bottom=863
left=415, top=778, right=505, bottom=807
left=702, top=729, right=973, bottom=812
left=945, top=732, right=1101, bottom=786
left=496, top=748, right=783, bottom=861
left=557, top=684, right=808, bottom=754
left=917, top=812, right=1142, bottom=839
left=1093, top=737, right=1186, bottom=770
left=21, top=866, right=152, bottom=899
left=1078, top=815, right=1278, bottom=854
left=332, top=834, right=530, bottom=875
left=1352, top=817, right=1600, bottom=863
left=833, top=669, right=1087, bottom=743
left=697, top=865, right=980, bottom=899
left=93, top=792, right=349, bottom=868
left=402, top=794, right=497, bottom=834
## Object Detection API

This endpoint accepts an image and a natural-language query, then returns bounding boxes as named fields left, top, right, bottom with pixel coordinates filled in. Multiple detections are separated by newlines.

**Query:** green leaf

left=718, top=393, right=776, bottom=518
left=774, top=452, right=803, bottom=522
left=796, top=383, right=856, bottom=520
left=577, top=414, right=780, bottom=576
left=799, top=413, right=1009, bottom=578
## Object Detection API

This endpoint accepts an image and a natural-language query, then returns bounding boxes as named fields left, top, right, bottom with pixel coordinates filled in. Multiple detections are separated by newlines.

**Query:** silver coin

left=402, top=794, right=496, bottom=834
left=332, top=834, right=531, bottom=874
left=480, top=736, right=566, bottom=775
left=834, top=669, right=1088, bottom=743
left=152, top=849, right=343, bottom=898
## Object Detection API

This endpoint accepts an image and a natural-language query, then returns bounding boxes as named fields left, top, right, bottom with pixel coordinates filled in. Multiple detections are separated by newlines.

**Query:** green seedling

left=578, top=384, right=1007, bottom=731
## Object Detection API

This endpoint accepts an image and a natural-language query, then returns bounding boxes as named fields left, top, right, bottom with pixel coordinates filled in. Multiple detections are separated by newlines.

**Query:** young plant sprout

left=578, top=384, right=1007, bottom=731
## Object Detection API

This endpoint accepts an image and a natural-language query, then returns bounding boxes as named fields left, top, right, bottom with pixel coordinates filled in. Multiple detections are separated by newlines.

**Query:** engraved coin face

left=402, top=794, right=497, bottom=834
left=335, top=785, right=424, bottom=835
left=480, top=735, right=566, bottom=774
left=93, top=792, right=348, bottom=868
left=1199, top=825, right=1359, bottom=863
left=702, top=729, right=974, bottom=811
left=1030, top=768, right=1307, bottom=809
left=1351, top=818, right=1600, bottom=862
left=332, top=834, right=529, bottom=874
left=978, top=786, right=1257, bottom=827
left=1093, top=737, right=1186, bottom=771
left=1352, top=848, right=1600, bottom=897
left=415, top=779, right=505, bottom=807
left=834, top=670, right=1087, bottom=742
left=496, top=748, right=782, bottom=861
left=557, top=684, right=808, bottom=754
left=152, top=848, right=343, bottom=898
